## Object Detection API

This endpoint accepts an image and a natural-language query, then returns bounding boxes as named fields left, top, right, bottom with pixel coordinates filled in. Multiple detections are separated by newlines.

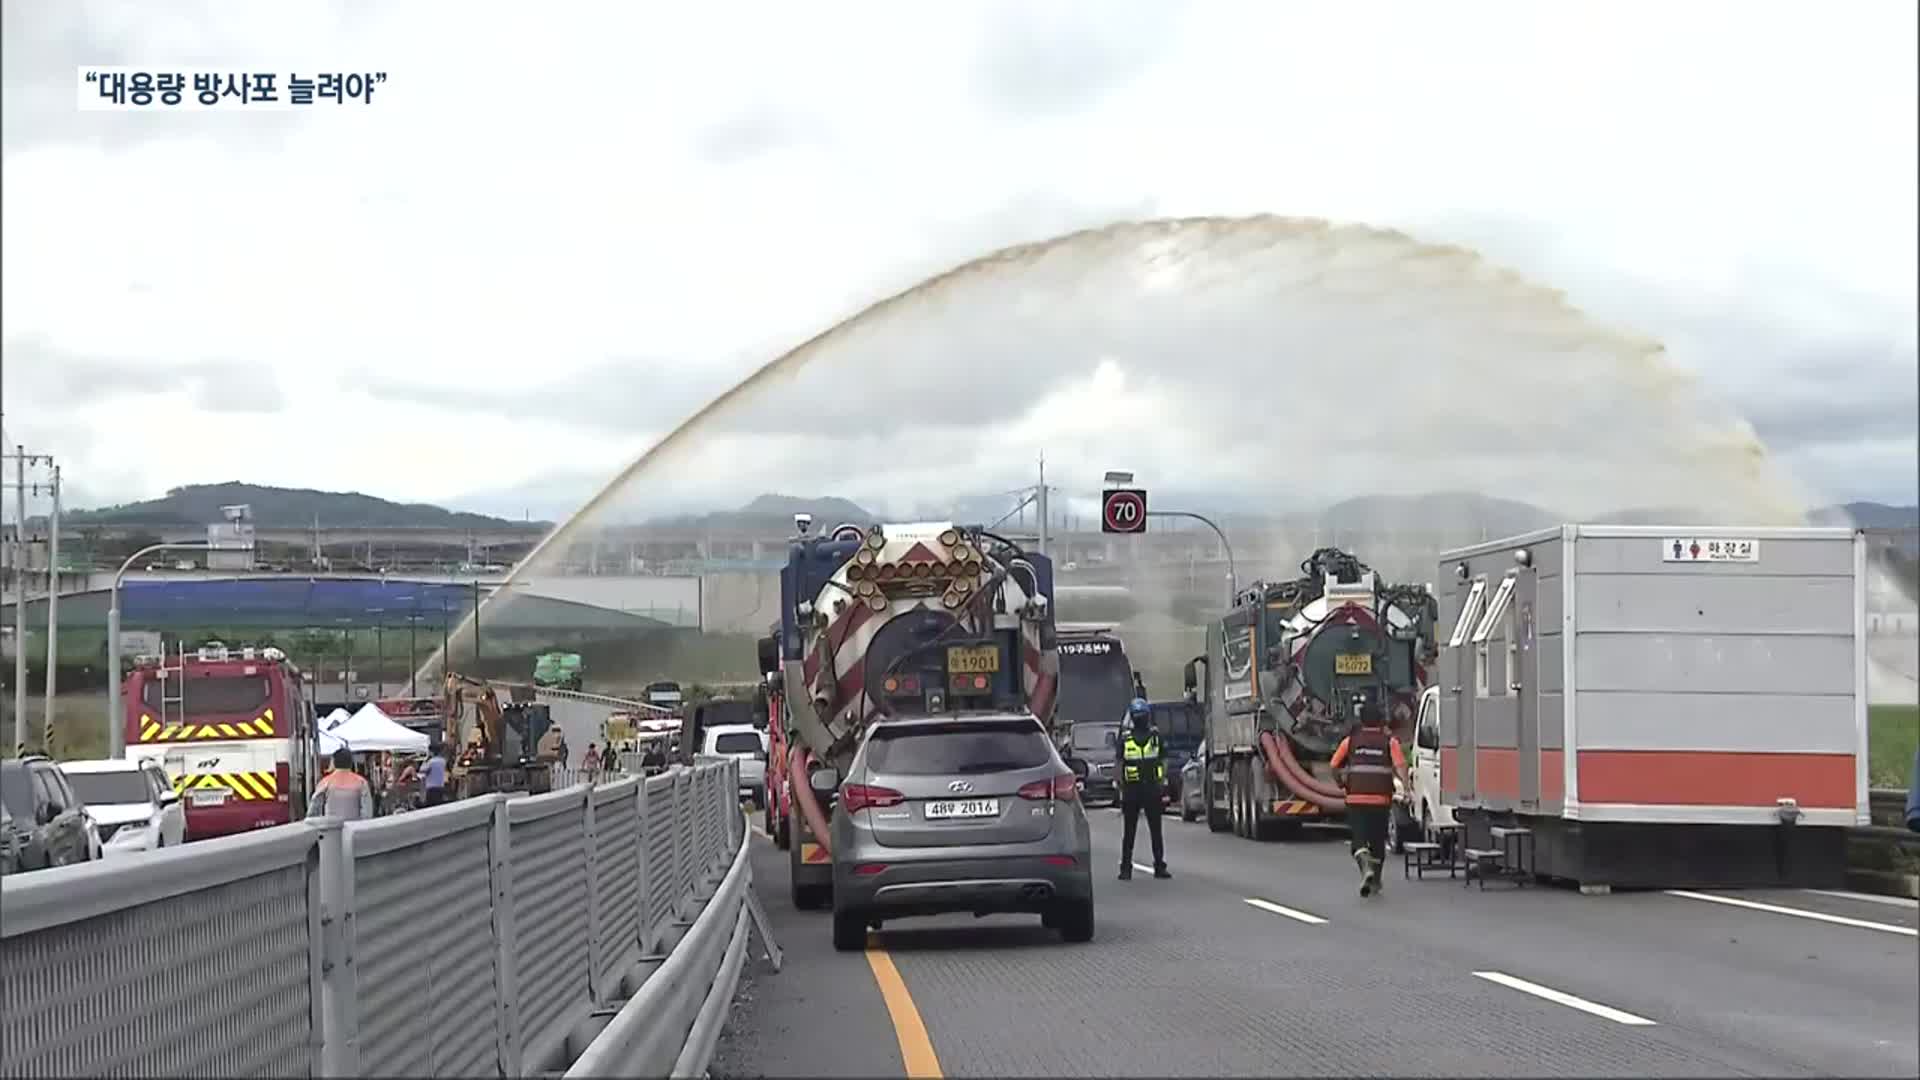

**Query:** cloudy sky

left=3, top=0, right=1914, bottom=527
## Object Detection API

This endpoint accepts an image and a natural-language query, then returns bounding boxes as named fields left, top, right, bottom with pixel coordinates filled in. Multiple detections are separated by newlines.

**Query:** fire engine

left=123, top=641, right=316, bottom=840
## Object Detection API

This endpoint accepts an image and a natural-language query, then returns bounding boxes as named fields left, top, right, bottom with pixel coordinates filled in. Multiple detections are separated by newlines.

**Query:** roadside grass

left=1869, top=704, right=1918, bottom=789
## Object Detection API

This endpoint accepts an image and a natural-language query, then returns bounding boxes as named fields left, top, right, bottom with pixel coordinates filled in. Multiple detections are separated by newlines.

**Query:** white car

left=61, top=758, right=186, bottom=856
left=702, top=724, right=768, bottom=804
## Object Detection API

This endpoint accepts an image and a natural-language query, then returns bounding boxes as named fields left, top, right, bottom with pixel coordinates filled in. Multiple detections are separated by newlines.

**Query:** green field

left=1869, top=704, right=1918, bottom=789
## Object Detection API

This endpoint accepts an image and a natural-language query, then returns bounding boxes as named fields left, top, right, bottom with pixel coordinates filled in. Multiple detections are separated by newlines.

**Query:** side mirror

left=36, top=804, right=57, bottom=826
left=1181, top=660, right=1197, bottom=695
left=1064, top=756, right=1090, bottom=780
left=809, top=766, right=839, bottom=791
left=160, top=788, right=181, bottom=806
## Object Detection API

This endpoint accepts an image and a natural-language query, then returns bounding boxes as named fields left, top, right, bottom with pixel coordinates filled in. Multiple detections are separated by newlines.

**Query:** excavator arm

left=443, top=671, right=503, bottom=755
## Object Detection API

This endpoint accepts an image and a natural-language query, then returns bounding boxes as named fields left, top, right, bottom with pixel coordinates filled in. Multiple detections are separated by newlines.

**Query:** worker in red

left=1330, top=698, right=1408, bottom=898
left=306, top=747, right=374, bottom=822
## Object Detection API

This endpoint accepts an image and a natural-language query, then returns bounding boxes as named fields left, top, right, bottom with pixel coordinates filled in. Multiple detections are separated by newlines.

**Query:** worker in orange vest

left=1330, top=699, right=1408, bottom=898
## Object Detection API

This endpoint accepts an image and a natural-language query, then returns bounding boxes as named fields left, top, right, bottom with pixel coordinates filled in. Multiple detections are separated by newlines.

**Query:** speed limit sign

left=1101, top=489, right=1147, bottom=534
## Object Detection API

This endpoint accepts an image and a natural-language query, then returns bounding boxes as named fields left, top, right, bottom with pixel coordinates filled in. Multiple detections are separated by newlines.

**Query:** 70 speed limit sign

left=1101, top=488, right=1147, bottom=534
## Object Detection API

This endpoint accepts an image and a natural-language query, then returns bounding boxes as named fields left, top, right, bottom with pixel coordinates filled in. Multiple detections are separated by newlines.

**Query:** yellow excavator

left=442, top=672, right=555, bottom=798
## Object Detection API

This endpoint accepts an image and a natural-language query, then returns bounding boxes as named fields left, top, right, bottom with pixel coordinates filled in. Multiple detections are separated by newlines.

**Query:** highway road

left=713, top=807, right=1919, bottom=1078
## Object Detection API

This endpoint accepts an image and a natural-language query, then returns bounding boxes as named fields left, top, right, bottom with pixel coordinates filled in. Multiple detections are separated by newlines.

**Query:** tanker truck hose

left=790, top=744, right=836, bottom=858
left=1258, top=730, right=1348, bottom=812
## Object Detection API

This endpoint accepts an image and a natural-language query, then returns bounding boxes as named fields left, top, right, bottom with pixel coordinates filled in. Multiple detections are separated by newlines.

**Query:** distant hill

left=1805, top=502, right=1920, bottom=530
left=648, top=494, right=876, bottom=532
left=67, top=482, right=533, bottom=529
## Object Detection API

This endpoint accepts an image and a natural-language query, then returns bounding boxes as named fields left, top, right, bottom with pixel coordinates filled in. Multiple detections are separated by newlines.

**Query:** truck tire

left=1206, top=759, right=1230, bottom=833
left=1054, top=898, right=1094, bottom=943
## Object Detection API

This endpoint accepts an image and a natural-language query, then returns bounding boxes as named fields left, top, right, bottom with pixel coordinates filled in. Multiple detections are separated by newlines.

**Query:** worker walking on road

left=1330, top=699, right=1408, bottom=898
left=306, top=748, right=374, bottom=823
left=1116, top=697, right=1172, bottom=881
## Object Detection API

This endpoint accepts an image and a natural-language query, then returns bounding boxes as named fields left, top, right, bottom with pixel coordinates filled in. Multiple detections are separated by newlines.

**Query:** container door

left=1514, top=567, right=1540, bottom=808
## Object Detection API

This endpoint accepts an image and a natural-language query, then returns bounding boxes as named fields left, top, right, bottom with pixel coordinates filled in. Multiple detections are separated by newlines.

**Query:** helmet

left=1128, top=697, right=1151, bottom=718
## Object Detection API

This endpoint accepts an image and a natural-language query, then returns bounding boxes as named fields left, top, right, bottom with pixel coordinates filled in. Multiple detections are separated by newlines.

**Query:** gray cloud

left=5, top=337, right=286, bottom=413
left=690, top=103, right=830, bottom=166
left=970, top=0, right=1183, bottom=116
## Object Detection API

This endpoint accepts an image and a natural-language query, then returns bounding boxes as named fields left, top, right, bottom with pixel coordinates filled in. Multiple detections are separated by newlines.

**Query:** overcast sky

left=3, top=0, right=1914, bottom=527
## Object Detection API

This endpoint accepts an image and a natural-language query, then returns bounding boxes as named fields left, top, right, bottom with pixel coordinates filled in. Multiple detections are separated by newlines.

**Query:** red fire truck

left=123, top=642, right=316, bottom=840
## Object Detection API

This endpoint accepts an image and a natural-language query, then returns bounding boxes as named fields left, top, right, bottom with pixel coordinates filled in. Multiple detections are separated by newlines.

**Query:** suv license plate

left=925, top=798, right=998, bottom=819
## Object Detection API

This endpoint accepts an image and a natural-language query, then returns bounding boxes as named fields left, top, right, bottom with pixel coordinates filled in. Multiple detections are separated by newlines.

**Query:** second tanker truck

left=757, top=515, right=1060, bottom=911
left=1184, top=547, right=1438, bottom=841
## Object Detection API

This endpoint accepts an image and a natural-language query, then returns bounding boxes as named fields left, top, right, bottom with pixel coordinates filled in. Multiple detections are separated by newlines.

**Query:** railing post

left=315, top=817, right=360, bottom=1078
left=488, top=794, right=523, bottom=1079
left=675, top=770, right=695, bottom=920
left=584, top=783, right=602, bottom=1006
left=635, top=775, right=654, bottom=955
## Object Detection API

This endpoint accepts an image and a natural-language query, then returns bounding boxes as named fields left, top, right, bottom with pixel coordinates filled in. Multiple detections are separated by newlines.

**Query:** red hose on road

left=1259, top=731, right=1347, bottom=812
left=789, top=744, right=836, bottom=857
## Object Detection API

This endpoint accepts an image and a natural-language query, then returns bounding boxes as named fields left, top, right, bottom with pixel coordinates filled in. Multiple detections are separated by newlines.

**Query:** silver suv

left=829, top=713, right=1094, bottom=950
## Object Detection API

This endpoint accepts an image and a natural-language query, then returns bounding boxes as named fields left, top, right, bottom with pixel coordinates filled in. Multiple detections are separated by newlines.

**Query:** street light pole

left=1145, top=510, right=1238, bottom=607
left=108, top=541, right=211, bottom=758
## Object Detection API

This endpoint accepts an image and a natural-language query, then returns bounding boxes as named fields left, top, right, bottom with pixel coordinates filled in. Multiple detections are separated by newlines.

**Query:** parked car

left=61, top=758, right=186, bottom=855
left=829, top=712, right=1094, bottom=951
left=703, top=724, right=769, bottom=805
left=1179, top=739, right=1209, bottom=822
left=0, top=755, right=102, bottom=873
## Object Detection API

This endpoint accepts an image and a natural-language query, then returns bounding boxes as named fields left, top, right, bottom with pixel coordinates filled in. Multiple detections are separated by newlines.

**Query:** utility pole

left=12, top=444, right=24, bottom=749
left=41, top=466, right=59, bottom=755
left=1036, top=453, right=1049, bottom=561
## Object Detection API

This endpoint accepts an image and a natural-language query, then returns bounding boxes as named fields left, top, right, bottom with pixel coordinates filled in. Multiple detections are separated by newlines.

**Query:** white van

left=702, top=724, right=768, bottom=805
left=1402, top=686, right=1455, bottom=842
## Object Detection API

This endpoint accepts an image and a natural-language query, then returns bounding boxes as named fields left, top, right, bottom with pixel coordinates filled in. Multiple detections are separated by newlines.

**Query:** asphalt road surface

left=712, top=806, right=1919, bottom=1078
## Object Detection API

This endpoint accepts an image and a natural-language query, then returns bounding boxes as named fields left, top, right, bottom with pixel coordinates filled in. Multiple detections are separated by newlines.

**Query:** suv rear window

left=712, top=732, right=762, bottom=755
left=865, top=720, right=1053, bottom=776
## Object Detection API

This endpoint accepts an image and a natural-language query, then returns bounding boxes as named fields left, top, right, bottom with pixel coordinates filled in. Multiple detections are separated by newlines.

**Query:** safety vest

left=1344, top=726, right=1395, bottom=803
left=1122, top=733, right=1164, bottom=785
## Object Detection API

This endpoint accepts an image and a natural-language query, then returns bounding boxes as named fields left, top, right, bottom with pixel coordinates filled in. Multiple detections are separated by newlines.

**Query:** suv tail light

left=1018, top=773, right=1078, bottom=801
left=840, top=784, right=905, bottom=815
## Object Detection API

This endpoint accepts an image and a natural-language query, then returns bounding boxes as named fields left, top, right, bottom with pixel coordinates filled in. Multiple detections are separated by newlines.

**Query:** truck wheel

left=1055, top=898, right=1095, bottom=943
left=832, top=907, right=868, bottom=951
left=1387, top=808, right=1405, bottom=854
left=1180, top=799, right=1197, bottom=823
left=1206, top=764, right=1230, bottom=833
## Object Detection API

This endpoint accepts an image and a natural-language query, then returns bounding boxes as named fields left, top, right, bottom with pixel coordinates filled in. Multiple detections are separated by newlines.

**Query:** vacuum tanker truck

left=757, top=515, right=1059, bottom=909
left=1184, top=547, right=1438, bottom=841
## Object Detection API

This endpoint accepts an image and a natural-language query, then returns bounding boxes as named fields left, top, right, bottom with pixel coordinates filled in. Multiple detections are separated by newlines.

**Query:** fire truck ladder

left=156, top=638, right=188, bottom=733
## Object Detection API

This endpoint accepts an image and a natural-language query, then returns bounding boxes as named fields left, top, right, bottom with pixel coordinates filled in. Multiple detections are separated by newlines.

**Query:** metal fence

left=0, top=759, right=745, bottom=1078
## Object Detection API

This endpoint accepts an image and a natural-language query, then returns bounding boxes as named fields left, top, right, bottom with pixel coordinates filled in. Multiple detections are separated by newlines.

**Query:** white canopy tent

left=316, top=703, right=430, bottom=755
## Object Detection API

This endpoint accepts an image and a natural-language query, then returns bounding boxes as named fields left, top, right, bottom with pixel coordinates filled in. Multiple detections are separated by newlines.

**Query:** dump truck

left=757, top=516, right=1059, bottom=909
left=1433, top=524, right=1869, bottom=889
left=533, top=651, right=583, bottom=691
left=1184, top=547, right=1438, bottom=839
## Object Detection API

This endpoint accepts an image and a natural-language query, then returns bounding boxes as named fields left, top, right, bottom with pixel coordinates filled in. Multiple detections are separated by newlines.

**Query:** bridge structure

left=1, top=525, right=1916, bottom=1078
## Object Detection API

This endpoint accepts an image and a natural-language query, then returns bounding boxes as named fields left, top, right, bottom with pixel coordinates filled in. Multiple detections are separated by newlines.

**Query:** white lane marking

left=1665, top=890, right=1919, bottom=938
left=1802, top=888, right=1920, bottom=910
left=1243, top=897, right=1329, bottom=925
left=1473, top=971, right=1657, bottom=1026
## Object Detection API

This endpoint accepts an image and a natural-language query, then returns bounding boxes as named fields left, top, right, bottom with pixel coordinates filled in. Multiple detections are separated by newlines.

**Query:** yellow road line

left=863, top=933, right=941, bottom=1079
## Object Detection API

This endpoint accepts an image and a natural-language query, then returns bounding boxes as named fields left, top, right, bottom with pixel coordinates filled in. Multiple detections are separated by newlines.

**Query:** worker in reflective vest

left=1115, top=698, right=1172, bottom=881
left=1330, top=699, right=1408, bottom=898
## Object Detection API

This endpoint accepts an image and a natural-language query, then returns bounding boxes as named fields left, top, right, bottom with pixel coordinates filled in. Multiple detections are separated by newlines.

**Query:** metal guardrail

left=0, top=759, right=753, bottom=1078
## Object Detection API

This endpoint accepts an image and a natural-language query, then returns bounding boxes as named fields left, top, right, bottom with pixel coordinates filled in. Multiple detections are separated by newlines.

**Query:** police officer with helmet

left=1116, top=697, right=1172, bottom=880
